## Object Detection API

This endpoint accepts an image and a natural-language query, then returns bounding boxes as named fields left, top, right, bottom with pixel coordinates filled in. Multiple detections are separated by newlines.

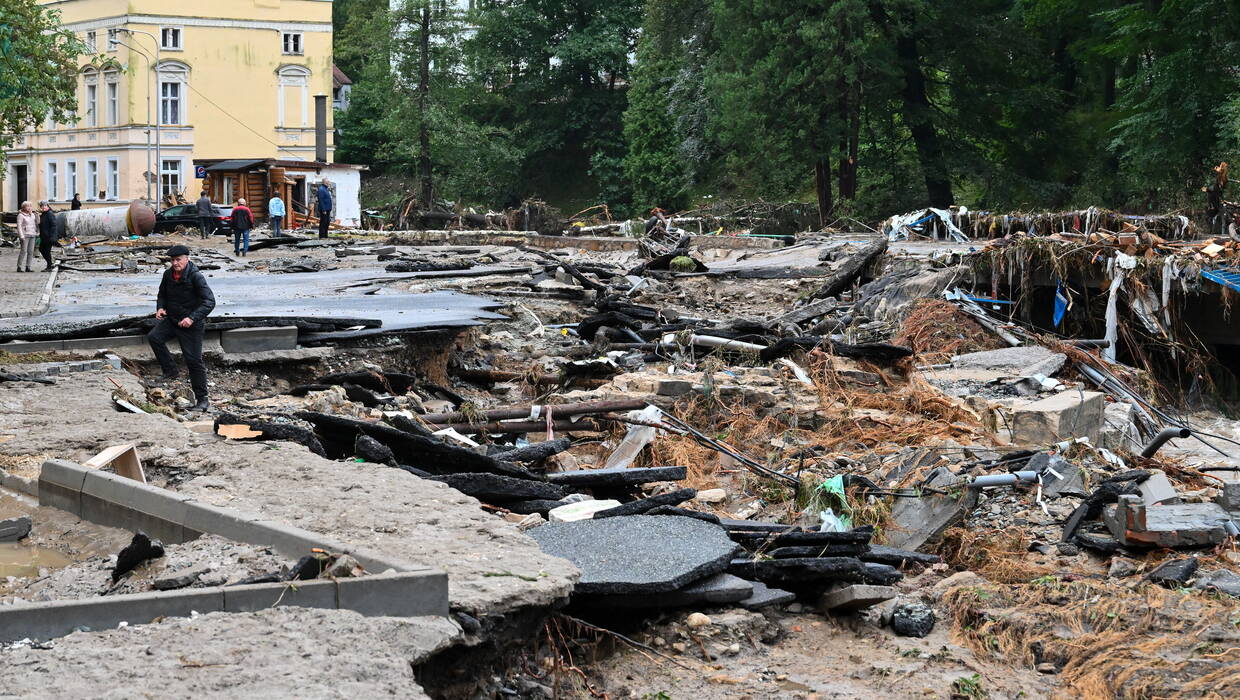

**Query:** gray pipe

left=1140, top=427, right=1191, bottom=458
left=970, top=471, right=1039, bottom=488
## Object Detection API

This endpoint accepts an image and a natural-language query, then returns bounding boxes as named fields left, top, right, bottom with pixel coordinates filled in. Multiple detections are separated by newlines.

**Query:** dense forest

left=333, top=0, right=1240, bottom=222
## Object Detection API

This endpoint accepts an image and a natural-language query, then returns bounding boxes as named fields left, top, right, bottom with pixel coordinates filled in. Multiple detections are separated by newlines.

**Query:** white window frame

left=106, top=159, right=119, bottom=200
left=221, top=175, right=234, bottom=205
left=47, top=162, right=59, bottom=202
left=105, top=71, right=120, bottom=126
left=282, top=32, right=303, bottom=56
left=158, top=62, right=189, bottom=126
left=106, top=29, right=119, bottom=52
left=66, top=161, right=77, bottom=201
left=86, top=159, right=99, bottom=200
left=161, top=27, right=183, bottom=50
left=277, top=65, right=311, bottom=128
left=85, top=31, right=97, bottom=53
left=160, top=159, right=182, bottom=200
left=84, top=70, right=99, bottom=127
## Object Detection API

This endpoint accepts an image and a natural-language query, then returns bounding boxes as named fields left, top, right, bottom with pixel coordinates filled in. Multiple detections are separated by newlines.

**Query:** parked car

left=153, top=204, right=233, bottom=234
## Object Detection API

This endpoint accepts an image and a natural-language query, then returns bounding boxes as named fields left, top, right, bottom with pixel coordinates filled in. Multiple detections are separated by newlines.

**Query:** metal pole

left=111, top=36, right=153, bottom=204
left=121, top=29, right=162, bottom=211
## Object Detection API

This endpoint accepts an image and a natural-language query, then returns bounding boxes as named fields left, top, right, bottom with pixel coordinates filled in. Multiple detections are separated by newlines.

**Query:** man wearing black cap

left=148, top=244, right=216, bottom=412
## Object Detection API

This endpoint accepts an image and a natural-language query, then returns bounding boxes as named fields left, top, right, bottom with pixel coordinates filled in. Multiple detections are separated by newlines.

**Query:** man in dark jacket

left=195, top=191, right=215, bottom=239
left=231, top=198, right=254, bottom=256
left=37, top=201, right=57, bottom=272
left=148, top=244, right=216, bottom=412
left=315, top=181, right=333, bottom=239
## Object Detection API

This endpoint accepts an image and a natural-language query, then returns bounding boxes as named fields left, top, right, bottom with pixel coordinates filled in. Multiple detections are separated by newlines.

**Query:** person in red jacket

left=231, top=198, right=255, bottom=257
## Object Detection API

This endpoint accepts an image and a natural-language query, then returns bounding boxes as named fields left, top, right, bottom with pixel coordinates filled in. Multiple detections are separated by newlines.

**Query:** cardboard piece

left=217, top=424, right=263, bottom=440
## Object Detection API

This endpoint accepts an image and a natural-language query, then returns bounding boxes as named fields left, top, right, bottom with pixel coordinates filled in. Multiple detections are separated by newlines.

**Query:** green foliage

left=0, top=0, right=90, bottom=168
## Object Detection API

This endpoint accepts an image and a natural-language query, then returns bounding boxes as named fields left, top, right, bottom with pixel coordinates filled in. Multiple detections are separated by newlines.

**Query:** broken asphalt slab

left=573, top=573, right=754, bottom=609
left=529, top=515, right=737, bottom=595
left=546, top=466, right=688, bottom=489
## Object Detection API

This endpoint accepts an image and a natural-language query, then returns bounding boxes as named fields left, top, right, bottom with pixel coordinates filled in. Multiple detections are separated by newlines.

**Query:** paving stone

left=818, top=584, right=897, bottom=613
left=576, top=573, right=754, bottom=609
left=546, top=466, right=688, bottom=488
left=1010, top=391, right=1105, bottom=445
left=0, top=516, right=32, bottom=542
left=860, top=545, right=942, bottom=568
left=429, top=473, right=566, bottom=503
left=736, top=580, right=796, bottom=610
left=529, top=515, right=737, bottom=594
left=153, top=564, right=212, bottom=590
left=592, top=488, right=697, bottom=519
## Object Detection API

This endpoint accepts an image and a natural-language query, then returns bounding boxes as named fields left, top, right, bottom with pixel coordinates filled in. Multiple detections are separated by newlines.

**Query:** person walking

left=148, top=244, right=215, bottom=412
left=231, top=198, right=254, bottom=256
left=70, top=193, right=82, bottom=210
left=315, top=180, right=333, bottom=239
left=37, top=201, right=57, bottom=272
left=15, top=201, right=38, bottom=273
left=195, top=190, right=215, bottom=239
left=268, top=193, right=286, bottom=238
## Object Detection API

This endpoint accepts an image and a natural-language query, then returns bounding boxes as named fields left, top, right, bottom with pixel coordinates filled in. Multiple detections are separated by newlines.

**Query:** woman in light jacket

left=15, top=201, right=38, bottom=273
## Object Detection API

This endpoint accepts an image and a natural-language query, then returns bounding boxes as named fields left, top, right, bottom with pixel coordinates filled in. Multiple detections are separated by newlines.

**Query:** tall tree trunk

left=418, top=3, right=433, bottom=207
left=894, top=33, right=954, bottom=208
left=815, top=158, right=834, bottom=227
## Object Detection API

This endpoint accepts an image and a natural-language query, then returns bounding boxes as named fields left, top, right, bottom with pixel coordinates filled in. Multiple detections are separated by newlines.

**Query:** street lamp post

left=118, top=28, right=161, bottom=211
left=110, top=37, right=152, bottom=204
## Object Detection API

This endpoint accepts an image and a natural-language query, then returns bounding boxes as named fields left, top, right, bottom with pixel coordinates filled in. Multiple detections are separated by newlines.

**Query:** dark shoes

left=190, top=399, right=210, bottom=412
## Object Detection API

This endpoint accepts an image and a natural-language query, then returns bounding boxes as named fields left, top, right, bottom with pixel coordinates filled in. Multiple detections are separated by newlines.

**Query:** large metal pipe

left=1140, top=427, right=1191, bottom=458
left=57, top=201, right=156, bottom=239
left=314, top=94, right=328, bottom=163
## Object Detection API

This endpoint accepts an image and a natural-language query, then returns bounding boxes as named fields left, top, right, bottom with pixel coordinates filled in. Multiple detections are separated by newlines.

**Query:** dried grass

left=936, top=527, right=1056, bottom=584
left=943, top=579, right=1240, bottom=699
left=892, top=299, right=1005, bottom=364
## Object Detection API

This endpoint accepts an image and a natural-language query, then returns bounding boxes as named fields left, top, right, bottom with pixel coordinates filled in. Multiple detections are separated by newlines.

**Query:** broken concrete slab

left=546, top=466, right=688, bottom=489
left=884, top=467, right=978, bottom=551
left=548, top=499, right=622, bottom=522
left=1104, top=495, right=1233, bottom=548
left=575, top=573, right=754, bottom=609
left=818, top=584, right=897, bottom=613
left=952, top=346, right=1062, bottom=372
left=220, top=326, right=298, bottom=354
left=528, top=515, right=737, bottom=595
left=1101, top=401, right=1140, bottom=451
left=1010, top=391, right=1105, bottom=445
left=429, top=473, right=566, bottom=503
left=1138, top=469, right=1180, bottom=506
left=736, top=580, right=796, bottom=610
left=859, top=545, right=942, bottom=568
left=728, top=557, right=866, bottom=585
left=0, top=515, right=32, bottom=542
left=592, top=488, right=697, bottom=519
left=1028, top=453, right=1088, bottom=498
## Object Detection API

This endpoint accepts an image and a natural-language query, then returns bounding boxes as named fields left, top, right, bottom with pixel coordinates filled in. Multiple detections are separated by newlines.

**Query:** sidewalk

left=0, top=249, right=57, bottom=319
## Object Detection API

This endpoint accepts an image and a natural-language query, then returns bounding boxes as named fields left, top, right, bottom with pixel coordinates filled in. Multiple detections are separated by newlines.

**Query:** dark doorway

left=13, top=164, right=28, bottom=207
left=291, top=176, right=306, bottom=218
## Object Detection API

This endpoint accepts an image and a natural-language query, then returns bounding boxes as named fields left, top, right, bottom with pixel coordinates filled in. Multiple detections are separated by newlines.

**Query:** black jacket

left=38, top=210, right=57, bottom=239
left=157, top=261, right=216, bottom=322
left=196, top=196, right=213, bottom=217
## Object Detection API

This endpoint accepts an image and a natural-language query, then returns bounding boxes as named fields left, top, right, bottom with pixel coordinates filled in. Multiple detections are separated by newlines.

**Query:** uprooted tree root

left=943, top=579, right=1240, bottom=699
left=892, top=298, right=1006, bottom=364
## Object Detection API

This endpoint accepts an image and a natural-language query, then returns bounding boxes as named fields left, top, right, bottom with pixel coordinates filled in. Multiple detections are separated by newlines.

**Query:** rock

left=786, top=602, right=804, bottom=614
left=503, top=512, right=547, bottom=531
left=884, top=467, right=978, bottom=551
left=1144, top=557, right=1199, bottom=588
left=1010, top=391, right=1105, bottom=445
left=354, top=434, right=396, bottom=465
left=1194, top=569, right=1240, bottom=597
left=546, top=466, right=688, bottom=489
left=671, top=642, right=687, bottom=653
left=891, top=601, right=936, bottom=638
left=1056, top=542, right=1080, bottom=556
left=0, top=516, right=32, bottom=542
left=818, top=584, right=897, bottom=613
left=695, top=488, right=728, bottom=504
left=686, top=612, right=712, bottom=628
left=592, top=488, right=697, bottom=519
left=325, top=554, right=363, bottom=578
left=111, top=532, right=165, bottom=583
left=429, top=473, right=566, bottom=503
left=1027, top=453, right=1088, bottom=498
left=1036, top=662, right=1059, bottom=674
left=152, top=564, right=210, bottom=590
left=725, top=643, right=741, bottom=656
left=737, top=580, right=796, bottom=610
left=1107, top=558, right=1138, bottom=579
left=528, top=515, right=738, bottom=595
left=930, top=571, right=987, bottom=599
left=548, top=499, right=622, bottom=522
left=1101, top=402, right=1140, bottom=452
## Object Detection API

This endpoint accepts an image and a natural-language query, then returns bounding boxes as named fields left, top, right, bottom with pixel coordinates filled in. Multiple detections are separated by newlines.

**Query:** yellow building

left=4, top=0, right=339, bottom=213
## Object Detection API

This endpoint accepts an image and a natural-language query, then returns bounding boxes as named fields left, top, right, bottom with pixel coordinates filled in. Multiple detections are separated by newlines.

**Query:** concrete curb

left=0, top=570, right=449, bottom=642
left=0, top=470, right=38, bottom=498
left=0, top=264, right=58, bottom=319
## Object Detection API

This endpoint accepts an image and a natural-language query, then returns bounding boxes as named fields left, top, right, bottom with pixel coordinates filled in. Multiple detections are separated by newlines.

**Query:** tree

left=0, top=0, right=88, bottom=168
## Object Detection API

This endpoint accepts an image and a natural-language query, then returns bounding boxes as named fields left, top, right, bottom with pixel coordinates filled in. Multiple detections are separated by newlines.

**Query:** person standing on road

left=70, top=193, right=81, bottom=211
left=37, top=201, right=57, bottom=272
left=315, top=180, right=333, bottom=239
left=195, top=190, right=215, bottom=239
left=231, top=198, right=254, bottom=257
left=148, top=244, right=215, bottom=412
left=268, top=193, right=286, bottom=238
left=15, top=201, right=38, bottom=273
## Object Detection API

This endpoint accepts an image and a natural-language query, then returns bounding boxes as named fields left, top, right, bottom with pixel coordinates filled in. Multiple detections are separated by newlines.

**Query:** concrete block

left=0, top=589, right=224, bottom=642
left=337, top=570, right=450, bottom=618
left=37, top=459, right=91, bottom=516
left=182, top=501, right=265, bottom=544
left=1104, top=495, right=1232, bottom=547
left=1139, top=469, right=1180, bottom=506
left=61, top=334, right=147, bottom=351
left=1010, top=391, right=1105, bottom=445
left=655, top=379, right=694, bottom=397
left=0, top=340, right=65, bottom=353
left=223, top=579, right=338, bottom=613
left=220, top=326, right=298, bottom=353
left=250, top=520, right=330, bottom=560
left=818, top=584, right=897, bottom=613
left=1218, top=482, right=1240, bottom=512
left=80, top=470, right=192, bottom=544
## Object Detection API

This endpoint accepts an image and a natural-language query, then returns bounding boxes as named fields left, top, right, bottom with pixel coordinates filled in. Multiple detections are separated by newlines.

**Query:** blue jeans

left=233, top=228, right=250, bottom=254
left=271, top=216, right=282, bottom=237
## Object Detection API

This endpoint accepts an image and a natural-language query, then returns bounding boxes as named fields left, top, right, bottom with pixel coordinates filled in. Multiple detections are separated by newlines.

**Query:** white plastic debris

left=603, top=405, right=664, bottom=469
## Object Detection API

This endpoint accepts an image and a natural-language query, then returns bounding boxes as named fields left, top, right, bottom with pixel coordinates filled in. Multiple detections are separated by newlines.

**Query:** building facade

left=4, top=0, right=337, bottom=212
